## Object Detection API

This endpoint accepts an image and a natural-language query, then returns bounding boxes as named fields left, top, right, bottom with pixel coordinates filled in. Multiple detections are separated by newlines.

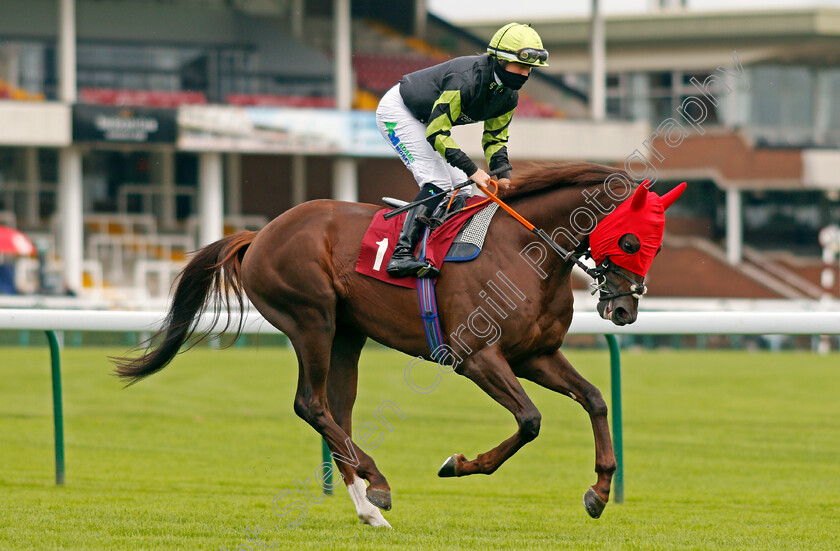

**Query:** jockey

left=376, top=22, right=548, bottom=278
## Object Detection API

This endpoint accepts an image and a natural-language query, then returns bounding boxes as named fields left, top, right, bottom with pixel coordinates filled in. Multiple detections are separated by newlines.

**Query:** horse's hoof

left=365, top=487, right=392, bottom=511
left=358, top=510, right=392, bottom=528
left=583, top=487, right=607, bottom=519
left=437, top=454, right=459, bottom=477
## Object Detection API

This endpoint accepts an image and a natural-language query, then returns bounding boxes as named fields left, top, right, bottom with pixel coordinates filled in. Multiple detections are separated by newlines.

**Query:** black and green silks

left=398, top=55, right=517, bottom=179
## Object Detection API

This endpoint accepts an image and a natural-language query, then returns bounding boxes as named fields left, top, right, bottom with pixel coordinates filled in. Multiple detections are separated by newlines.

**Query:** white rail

left=572, top=311, right=840, bottom=335
left=0, top=309, right=278, bottom=334
left=0, top=309, right=838, bottom=335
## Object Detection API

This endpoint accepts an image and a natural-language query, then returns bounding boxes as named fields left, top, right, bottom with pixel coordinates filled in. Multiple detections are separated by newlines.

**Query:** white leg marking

left=347, top=477, right=392, bottom=528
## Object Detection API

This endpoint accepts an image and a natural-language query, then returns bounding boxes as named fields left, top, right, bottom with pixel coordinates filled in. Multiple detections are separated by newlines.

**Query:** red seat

left=353, top=53, right=440, bottom=95
left=226, top=94, right=335, bottom=108
left=80, top=88, right=208, bottom=107
left=515, top=96, right=558, bottom=119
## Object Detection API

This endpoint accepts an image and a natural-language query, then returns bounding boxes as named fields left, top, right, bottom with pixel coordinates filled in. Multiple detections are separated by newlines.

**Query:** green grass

left=1, top=345, right=838, bottom=550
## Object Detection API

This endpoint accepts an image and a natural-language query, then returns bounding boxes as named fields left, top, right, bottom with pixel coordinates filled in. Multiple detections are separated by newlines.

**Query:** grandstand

left=0, top=0, right=838, bottom=309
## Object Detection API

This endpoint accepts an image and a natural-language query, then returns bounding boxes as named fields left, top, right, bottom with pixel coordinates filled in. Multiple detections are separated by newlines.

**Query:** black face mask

left=494, top=60, right=529, bottom=90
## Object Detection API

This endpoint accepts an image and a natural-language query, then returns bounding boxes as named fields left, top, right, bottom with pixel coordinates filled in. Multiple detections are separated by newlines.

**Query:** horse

left=114, top=161, right=685, bottom=527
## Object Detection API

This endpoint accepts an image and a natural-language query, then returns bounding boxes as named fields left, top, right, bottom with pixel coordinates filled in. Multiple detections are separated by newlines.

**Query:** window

left=750, top=65, right=814, bottom=145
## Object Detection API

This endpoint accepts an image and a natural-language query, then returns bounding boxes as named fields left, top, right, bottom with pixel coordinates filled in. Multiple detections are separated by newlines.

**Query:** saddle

left=355, top=197, right=499, bottom=289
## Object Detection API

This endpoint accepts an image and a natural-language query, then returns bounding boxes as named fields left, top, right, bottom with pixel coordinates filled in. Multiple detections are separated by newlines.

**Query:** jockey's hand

left=497, top=178, right=512, bottom=191
left=469, top=168, right=492, bottom=188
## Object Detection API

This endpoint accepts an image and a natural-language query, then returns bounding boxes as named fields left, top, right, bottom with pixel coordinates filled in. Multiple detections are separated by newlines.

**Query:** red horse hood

left=589, top=182, right=686, bottom=277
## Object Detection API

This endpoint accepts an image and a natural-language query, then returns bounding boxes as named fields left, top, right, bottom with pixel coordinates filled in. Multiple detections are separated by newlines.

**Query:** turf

left=1, top=345, right=838, bottom=550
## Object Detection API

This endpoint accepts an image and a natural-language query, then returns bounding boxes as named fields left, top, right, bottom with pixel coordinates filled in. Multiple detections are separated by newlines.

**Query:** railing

left=117, top=184, right=196, bottom=215
left=2, top=309, right=839, bottom=503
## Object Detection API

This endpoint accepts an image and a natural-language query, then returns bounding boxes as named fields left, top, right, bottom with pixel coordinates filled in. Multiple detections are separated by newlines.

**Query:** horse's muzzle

left=597, top=297, right=637, bottom=326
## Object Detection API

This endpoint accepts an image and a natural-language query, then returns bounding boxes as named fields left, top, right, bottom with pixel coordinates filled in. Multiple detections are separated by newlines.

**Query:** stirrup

left=416, top=262, right=440, bottom=278
left=386, top=251, right=440, bottom=278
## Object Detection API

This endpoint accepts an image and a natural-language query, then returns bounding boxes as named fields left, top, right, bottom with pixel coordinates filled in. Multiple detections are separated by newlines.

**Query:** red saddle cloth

left=356, top=197, right=487, bottom=289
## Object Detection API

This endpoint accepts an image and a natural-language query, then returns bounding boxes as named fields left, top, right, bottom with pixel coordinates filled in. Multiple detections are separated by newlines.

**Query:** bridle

left=583, top=256, right=648, bottom=301
left=556, top=248, right=648, bottom=302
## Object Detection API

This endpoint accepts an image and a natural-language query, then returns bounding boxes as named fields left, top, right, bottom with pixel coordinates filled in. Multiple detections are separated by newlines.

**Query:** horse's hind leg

left=326, top=321, right=391, bottom=528
left=516, top=349, right=616, bottom=519
left=438, top=347, right=542, bottom=477
left=284, top=308, right=392, bottom=513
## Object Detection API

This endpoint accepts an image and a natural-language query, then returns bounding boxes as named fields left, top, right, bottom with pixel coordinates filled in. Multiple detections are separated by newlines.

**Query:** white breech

left=376, top=84, right=472, bottom=196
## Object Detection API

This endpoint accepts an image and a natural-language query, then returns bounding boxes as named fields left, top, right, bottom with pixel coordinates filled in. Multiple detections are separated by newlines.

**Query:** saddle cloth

left=355, top=198, right=498, bottom=289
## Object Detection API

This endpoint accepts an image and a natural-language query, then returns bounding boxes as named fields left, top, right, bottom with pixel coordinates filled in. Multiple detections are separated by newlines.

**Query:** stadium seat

left=226, top=94, right=336, bottom=108
left=79, top=88, right=208, bottom=108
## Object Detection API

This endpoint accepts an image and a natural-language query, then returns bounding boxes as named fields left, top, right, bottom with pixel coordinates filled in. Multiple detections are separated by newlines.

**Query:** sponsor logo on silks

left=384, top=122, right=415, bottom=165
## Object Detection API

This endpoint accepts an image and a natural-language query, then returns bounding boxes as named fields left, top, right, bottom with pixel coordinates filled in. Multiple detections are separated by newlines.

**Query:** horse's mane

left=498, top=162, right=631, bottom=201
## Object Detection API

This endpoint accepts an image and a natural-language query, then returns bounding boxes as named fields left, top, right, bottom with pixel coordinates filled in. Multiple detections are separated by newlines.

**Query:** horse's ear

left=661, top=182, right=687, bottom=211
left=630, top=181, right=650, bottom=211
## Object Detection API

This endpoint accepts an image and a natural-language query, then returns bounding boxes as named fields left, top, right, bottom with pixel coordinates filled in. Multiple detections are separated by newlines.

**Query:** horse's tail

left=113, top=230, right=258, bottom=385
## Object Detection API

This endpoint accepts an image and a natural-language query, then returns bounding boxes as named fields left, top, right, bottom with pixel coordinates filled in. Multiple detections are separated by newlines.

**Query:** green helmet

left=487, top=23, right=549, bottom=67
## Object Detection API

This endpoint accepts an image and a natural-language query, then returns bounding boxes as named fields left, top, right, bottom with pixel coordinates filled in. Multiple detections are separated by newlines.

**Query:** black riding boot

left=387, top=184, right=444, bottom=278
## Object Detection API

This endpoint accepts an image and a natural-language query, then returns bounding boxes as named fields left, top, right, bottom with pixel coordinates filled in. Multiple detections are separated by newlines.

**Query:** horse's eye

left=618, top=233, right=641, bottom=254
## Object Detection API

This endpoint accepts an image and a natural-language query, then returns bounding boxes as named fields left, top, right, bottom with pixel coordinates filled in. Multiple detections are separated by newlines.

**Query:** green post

left=605, top=334, right=623, bottom=504
left=321, top=438, right=333, bottom=495
left=45, top=331, right=65, bottom=486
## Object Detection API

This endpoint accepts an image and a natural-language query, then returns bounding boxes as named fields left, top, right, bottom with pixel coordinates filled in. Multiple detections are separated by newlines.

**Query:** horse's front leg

left=438, top=347, right=542, bottom=477
left=515, top=349, right=616, bottom=519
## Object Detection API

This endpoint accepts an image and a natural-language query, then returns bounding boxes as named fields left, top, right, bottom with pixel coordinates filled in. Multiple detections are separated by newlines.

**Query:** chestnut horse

left=115, top=162, right=670, bottom=527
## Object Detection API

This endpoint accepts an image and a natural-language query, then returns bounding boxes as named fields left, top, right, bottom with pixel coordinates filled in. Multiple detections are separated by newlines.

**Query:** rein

left=471, top=180, right=648, bottom=302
